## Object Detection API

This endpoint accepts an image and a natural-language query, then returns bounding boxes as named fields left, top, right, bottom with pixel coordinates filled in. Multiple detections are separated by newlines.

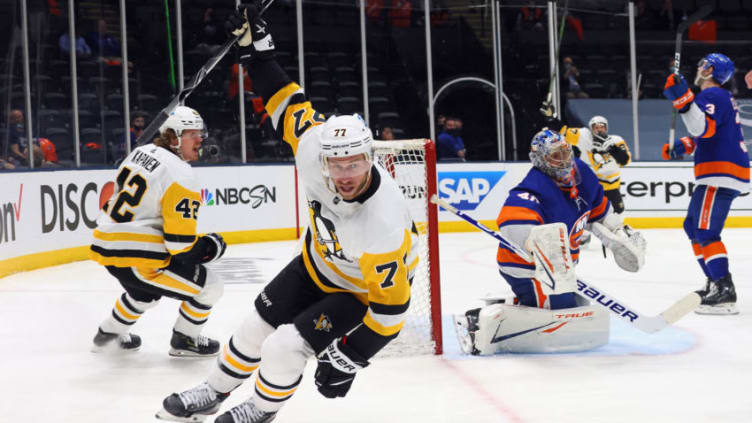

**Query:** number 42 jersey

left=89, top=144, right=202, bottom=269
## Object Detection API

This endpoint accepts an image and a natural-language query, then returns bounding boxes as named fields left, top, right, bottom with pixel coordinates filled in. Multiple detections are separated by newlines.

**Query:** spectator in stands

left=118, top=111, right=149, bottom=159
left=7, top=109, right=29, bottom=165
left=86, top=19, right=122, bottom=59
left=379, top=125, right=395, bottom=141
left=562, top=56, right=589, bottom=99
left=746, top=70, right=752, bottom=89
left=437, top=114, right=446, bottom=132
left=437, top=116, right=466, bottom=161
left=59, top=31, right=92, bottom=58
left=0, top=157, right=15, bottom=170
left=228, top=64, right=253, bottom=101
left=516, top=1, right=545, bottom=31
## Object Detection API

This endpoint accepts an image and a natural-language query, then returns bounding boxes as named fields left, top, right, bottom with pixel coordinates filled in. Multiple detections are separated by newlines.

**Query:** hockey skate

left=215, top=399, right=277, bottom=423
left=452, top=308, right=481, bottom=355
left=169, top=330, right=220, bottom=357
left=156, top=382, right=229, bottom=422
left=695, top=274, right=738, bottom=315
left=91, top=328, right=141, bottom=352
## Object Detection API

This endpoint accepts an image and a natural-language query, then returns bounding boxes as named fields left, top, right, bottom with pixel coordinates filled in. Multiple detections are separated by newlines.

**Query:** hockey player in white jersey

left=156, top=4, right=419, bottom=423
left=89, top=105, right=227, bottom=357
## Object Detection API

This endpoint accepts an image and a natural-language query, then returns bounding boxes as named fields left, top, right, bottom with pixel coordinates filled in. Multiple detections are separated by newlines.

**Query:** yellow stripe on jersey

left=561, top=127, right=581, bottom=146
left=92, top=229, right=164, bottom=244
left=363, top=310, right=405, bottom=337
left=281, top=101, right=325, bottom=155
left=301, top=240, right=369, bottom=305
left=135, top=268, right=201, bottom=296
left=266, top=83, right=303, bottom=133
left=161, top=182, right=200, bottom=254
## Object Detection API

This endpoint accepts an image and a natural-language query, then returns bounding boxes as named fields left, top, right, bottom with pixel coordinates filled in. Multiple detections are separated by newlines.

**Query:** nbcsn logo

left=201, top=189, right=214, bottom=206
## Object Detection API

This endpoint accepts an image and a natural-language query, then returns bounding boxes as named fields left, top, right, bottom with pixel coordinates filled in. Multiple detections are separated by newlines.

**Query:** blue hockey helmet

left=698, top=53, right=735, bottom=85
left=530, top=129, right=580, bottom=187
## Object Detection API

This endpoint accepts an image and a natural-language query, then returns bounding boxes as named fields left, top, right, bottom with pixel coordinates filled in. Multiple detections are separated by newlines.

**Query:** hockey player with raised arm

left=454, top=129, right=646, bottom=355
left=662, top=52, right=749, bottom=315
left=89, top=106, right=227, bottom=356
left=156, top=4, right=419, bottom=423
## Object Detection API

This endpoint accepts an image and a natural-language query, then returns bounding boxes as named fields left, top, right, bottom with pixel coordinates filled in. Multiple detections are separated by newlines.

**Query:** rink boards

left=1, top=161, right=751, bottom=276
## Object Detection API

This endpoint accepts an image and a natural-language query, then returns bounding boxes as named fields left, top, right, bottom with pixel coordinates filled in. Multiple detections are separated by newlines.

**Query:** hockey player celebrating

left=89, top=105, right=227, bottom=356
left=662, top=52, right=749, bottom=315
left=455, top=129, right=646, bottom=355
left=570, top=115, right=631, bottom=214
left=156, top=4, right=419, bottom=423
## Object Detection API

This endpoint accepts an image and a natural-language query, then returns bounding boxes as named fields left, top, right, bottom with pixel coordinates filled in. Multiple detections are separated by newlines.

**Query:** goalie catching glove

left=590, top=213, right=646, bottom=272
left=225, top=1, right=275, bottom=61
left=314, top=338, right=369, bottom=399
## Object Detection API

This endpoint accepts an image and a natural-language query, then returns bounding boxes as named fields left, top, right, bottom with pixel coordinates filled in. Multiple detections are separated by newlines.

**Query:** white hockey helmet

left=588, top=115, right=608, bottom=140
left=159, top=105, right=206, bottom=138
left=319, top=114, right=373, bottom=170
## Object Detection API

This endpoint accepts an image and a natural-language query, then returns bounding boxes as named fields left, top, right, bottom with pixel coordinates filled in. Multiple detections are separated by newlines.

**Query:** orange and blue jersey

left=496, top=158, right=610, bottom=280
left=691, top=87, right=749, bottom=193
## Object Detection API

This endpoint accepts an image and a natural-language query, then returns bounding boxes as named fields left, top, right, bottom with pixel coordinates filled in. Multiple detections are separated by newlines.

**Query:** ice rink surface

left=1, top=229, right=751, bottom=422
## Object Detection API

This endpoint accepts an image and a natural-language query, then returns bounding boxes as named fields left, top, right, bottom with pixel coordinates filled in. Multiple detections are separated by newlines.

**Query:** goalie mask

left=530, top=129, right=580, bottom=188
left=588, top=115, right=608, bottom=142
left=319, top=114, right=374, bottom=198
left=158, top=105, right=207, bottom=160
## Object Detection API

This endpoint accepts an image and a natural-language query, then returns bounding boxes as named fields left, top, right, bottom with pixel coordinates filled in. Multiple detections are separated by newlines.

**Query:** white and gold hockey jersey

left=266, top=82, right=419, bottom=341
left=563, top=127, right=631, bottom=191
left=89, top=144, right=201, bottom=269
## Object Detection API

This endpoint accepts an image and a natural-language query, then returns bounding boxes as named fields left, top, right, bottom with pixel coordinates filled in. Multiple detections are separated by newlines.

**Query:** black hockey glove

left=200, top=232, right=227, bottom=263
left=226, top=1, right=275, bottom=62
left=314, top=338, right=369, bottom=399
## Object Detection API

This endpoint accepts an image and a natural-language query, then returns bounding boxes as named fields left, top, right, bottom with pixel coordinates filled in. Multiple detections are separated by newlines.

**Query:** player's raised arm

left=226, top=3, right=325, bottom=155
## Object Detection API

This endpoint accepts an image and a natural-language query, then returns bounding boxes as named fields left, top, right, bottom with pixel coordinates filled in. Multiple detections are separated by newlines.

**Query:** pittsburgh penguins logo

left=309, top=200, right=351, bottom=262
left=313, top=314, right=333, bottom=332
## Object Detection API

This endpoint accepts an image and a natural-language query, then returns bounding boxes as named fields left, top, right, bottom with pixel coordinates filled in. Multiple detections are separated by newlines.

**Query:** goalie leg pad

left=470, top=303, right=609, bottom=355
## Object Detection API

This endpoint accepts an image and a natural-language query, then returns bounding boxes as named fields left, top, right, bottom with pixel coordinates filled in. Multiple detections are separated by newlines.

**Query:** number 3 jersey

left=89, top=144, right=201, bottom=269
left=266, top=82, right=420, bottom=347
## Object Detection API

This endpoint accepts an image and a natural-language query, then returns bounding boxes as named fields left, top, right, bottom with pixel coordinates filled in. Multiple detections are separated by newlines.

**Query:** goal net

left=372, top=139, right=442, bottom=356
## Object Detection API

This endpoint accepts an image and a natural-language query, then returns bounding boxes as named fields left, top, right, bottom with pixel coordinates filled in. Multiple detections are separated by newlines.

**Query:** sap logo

left=0, top=185, right=23, bottom=244
left=437, top=171, right=505, bottom=210
left=201, top=189, right=215, bottom=206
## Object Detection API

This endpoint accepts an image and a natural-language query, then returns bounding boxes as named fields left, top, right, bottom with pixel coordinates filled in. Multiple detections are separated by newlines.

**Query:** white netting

left=372, top=139, right=440, bottom=357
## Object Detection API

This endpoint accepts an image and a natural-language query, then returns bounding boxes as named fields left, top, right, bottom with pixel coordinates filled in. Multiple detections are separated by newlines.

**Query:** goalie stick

left=429, top=194, right=700, bottom=334
left=668, top=4, right=714, bottom=153
left=136, top=0, right=276, bottom=146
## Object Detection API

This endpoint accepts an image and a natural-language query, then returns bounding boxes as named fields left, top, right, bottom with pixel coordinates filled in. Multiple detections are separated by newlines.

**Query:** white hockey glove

left=226, top=6, right=252, bottom=47
left=590, top=217, right=646, bottom=272
left=226, top=1, right=275, bottom=60
left=314, top=338, right=369, bottom=399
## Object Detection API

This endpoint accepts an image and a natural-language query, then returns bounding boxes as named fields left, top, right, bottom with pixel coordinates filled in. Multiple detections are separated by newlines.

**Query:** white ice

left=1, top=229, right=751, bottom=423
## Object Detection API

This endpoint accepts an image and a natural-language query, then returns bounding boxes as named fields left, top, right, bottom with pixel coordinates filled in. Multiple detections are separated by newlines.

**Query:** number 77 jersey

left=90, top=144, right=202, bottom=269
left=267, top=81, right=421, bottom=342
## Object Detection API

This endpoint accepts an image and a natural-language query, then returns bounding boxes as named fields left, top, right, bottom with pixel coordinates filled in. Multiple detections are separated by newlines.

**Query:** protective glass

left=325, top=155, right=371, bottom=179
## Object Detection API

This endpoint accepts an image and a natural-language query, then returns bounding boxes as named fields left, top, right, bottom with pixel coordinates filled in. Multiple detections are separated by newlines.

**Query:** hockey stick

left=136, top=0, right=276, bottom=146
left=668, top=4, right=714, bottom=153
left=430, top=194, right=700, bottom=334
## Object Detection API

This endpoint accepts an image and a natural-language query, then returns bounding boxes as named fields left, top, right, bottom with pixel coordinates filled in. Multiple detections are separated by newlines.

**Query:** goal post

left=372, top=139, right=442, bottom=355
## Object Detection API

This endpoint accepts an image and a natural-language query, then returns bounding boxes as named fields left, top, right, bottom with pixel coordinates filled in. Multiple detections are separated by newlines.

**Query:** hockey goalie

left=454, top=129, right=647, bottom=355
